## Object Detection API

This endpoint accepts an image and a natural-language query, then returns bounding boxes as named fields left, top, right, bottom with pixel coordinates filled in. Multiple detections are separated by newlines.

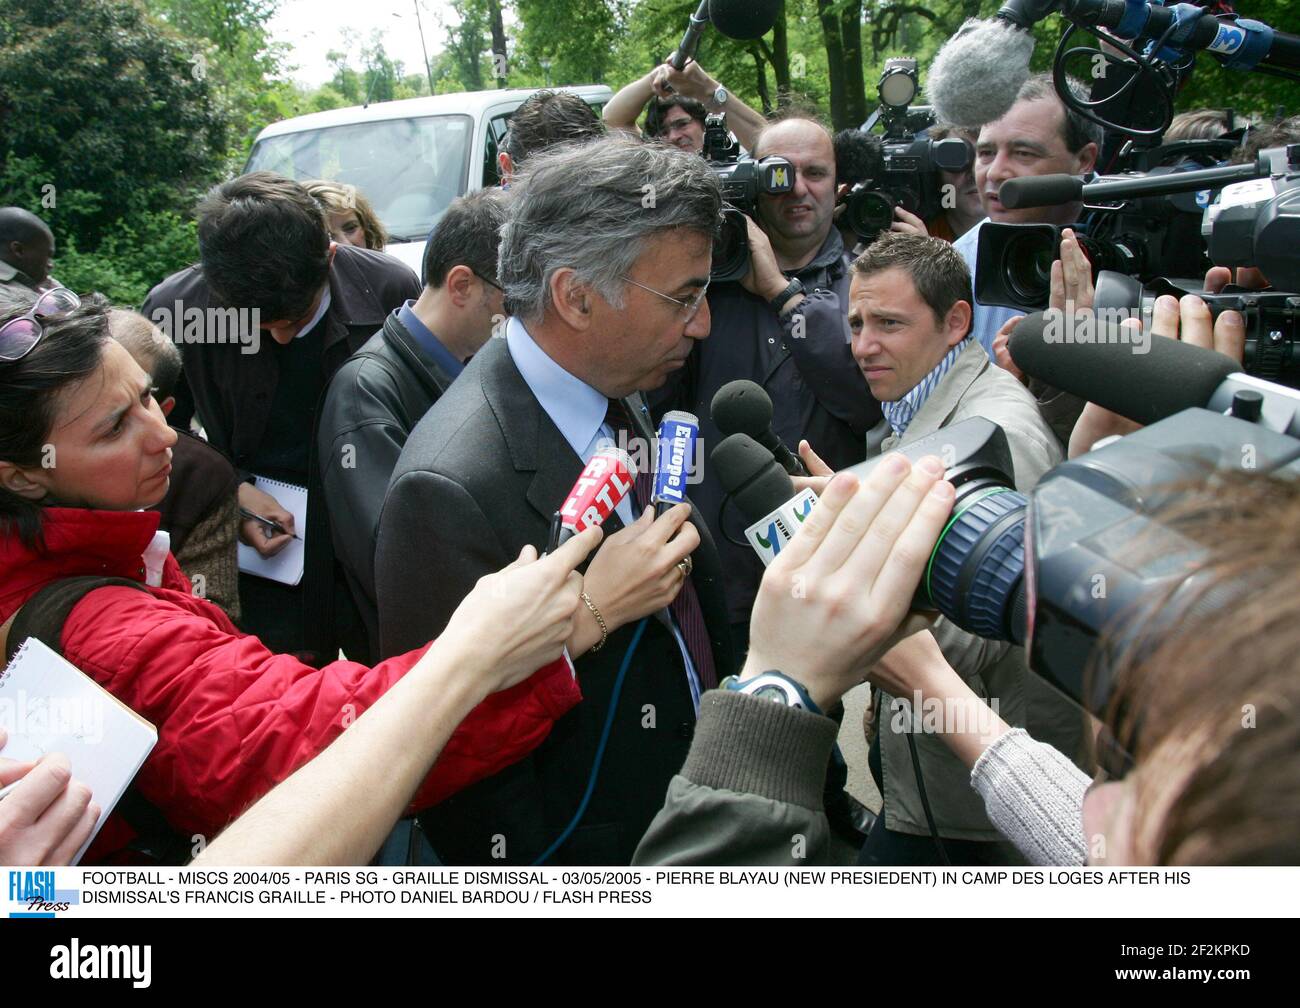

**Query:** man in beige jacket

left=837, top=232, right=1083, bottom=864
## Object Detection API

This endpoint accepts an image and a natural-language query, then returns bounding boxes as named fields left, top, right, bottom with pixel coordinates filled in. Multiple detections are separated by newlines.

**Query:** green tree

left=0, top=0, right=228, bottom=248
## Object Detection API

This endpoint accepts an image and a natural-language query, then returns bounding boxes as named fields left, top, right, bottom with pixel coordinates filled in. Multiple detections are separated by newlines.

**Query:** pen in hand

left=238, top=506, right=301, bottom=541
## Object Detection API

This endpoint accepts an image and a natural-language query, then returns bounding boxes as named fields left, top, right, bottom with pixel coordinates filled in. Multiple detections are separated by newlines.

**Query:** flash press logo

left=50, top=939, right=152, bottom=988
left=7, top=869, right=79, bottom=918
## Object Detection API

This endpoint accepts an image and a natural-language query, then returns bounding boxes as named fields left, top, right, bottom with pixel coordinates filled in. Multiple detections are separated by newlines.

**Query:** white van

left=244, top=85, right=612, bottom=275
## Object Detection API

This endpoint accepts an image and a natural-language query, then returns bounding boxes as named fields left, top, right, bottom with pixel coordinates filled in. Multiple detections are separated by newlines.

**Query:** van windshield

left=245, top=114, right=472, bottom=243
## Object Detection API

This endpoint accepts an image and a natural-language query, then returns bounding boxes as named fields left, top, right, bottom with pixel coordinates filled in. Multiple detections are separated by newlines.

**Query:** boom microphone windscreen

left=708, top=0, right=783, bottom=40
left=1007, top=312, right=1239, bottom=425
left=925, top=18, right=1034, bottom=129
left=711, top=379, right=806, bottom=476
left=710, top=432, right=794, bottom=522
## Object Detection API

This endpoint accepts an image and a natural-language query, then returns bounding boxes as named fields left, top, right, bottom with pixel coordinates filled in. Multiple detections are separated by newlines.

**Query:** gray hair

left=498, top=134, right=721, bottom=323
left=1015, top=73, right=1105, bottom=155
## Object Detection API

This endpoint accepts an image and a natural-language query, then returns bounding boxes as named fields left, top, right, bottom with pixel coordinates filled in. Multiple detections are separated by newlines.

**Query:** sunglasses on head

left=0, top=287, right=81, bottom=363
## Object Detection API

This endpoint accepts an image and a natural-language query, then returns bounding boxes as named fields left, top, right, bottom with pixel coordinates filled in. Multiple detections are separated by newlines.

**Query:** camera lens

left=846, top=189, right=896, bottom=238
left=711, top=205, right=750, bottom=283
left=923, top=484, right=1028, bottom=643
left=1002, top=231, right=1056, bottom=307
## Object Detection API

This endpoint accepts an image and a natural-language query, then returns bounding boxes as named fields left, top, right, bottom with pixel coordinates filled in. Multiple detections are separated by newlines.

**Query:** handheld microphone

left=711, top=379, right=807, bottom=476
left=669, top=0, right=783, bottom=70
left=998, top=157, right=1273, bottom=210
left=652, top=411, right=699, bottom=517
left=1007, top=311, right=1239, bottom=425
left=550, top=447, right=637, bottom=550
left=710, top=433, right=818, bottom=565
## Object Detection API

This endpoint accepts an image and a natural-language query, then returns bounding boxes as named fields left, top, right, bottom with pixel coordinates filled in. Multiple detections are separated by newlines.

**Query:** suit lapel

left=478, top=338, right=603, bottom=529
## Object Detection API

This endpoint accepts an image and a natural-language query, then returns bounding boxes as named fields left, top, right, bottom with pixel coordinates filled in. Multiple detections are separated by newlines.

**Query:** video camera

left=702, top=113, right=795, bottom=282
left=837, top=396, right=1300, bottom=717
left=975, top=145, right=1300, bottom=384
left=842, top=58, right=973, bottom=240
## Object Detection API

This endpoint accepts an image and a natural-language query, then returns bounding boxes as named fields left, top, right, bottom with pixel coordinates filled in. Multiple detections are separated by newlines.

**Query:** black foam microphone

left=669, top=0, right=782, bottom=70
left=710, top=432, right=795, bottom=521
left=998, top=174, right=1084, bottom=211
left=1007, top=312, right=1238, bottom=425
left=711, top=379, right=807, bottom=476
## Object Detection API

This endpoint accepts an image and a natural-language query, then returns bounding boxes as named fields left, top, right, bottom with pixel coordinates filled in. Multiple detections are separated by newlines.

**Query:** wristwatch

left=720, top=670, right=822, bottom=715
left=712, top=85, right=729, bottom=110
left=768, top=277, right=805, bottom=315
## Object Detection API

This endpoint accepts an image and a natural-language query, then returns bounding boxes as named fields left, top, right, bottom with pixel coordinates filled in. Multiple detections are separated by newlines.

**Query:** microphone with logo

left=652, top=411, right=700, bottom=518
left=711, top=379, right=807, bottom=477
left=710, top=432, right=818, bottom=566
left=546, top=447, right=637, bottom=552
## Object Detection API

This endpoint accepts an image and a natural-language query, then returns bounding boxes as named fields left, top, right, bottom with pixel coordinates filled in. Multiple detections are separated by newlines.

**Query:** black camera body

left=703, top=113, right=795, bottom=282
left=844, top=135, right=972, bottom=239
left=846, top=409, right=1300, bottom=716
left=975, top=146, right=1300, bottom=384
left=842, top=58, right=972, bottom=240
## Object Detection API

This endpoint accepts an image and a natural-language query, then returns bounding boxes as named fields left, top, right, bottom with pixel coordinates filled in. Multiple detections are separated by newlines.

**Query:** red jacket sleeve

left=59, top=587, right=581, bottom=841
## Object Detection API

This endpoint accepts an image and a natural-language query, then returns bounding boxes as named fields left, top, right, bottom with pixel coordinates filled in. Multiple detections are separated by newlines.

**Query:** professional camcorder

left=842, top=58, right=973, bottom=240
left=702, top=113, right=795, bottom=282
left=975, top=145, right=1300, bottom=383
left=714, top=348, right=1300, bottom=717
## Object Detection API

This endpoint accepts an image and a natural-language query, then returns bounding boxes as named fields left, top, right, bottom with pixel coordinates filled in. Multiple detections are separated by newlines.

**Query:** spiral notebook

left=236, top=475, right=308, bottom=586
left=0, top=637, right=157, bottom=864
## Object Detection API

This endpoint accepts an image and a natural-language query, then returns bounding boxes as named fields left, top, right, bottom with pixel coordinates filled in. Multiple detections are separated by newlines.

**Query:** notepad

left=0, top=637, right=158, bottom=864
left=236, top=476, right=308, bottom=586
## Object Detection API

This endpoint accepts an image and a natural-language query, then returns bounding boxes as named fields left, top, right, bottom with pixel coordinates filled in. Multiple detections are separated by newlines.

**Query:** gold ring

left=677, top=555, right=693, bottom=578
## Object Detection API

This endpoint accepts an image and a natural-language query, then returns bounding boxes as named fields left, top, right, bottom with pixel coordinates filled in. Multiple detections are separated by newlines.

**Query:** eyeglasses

left=0, top=286, right=81, bottom=363
left=620, top=275, right=709, bottom=324
left=473, top=271, right=503, bottom=292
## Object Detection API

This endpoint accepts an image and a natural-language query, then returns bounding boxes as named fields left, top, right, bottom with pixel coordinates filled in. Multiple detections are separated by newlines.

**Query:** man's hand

left=744, top=455, right=955, bottom=711
left=570, top=504, right=701, bottom=655
left=1068, top=294, right=1245, bottom=457
left=991, top=315, right=1027, bottom=383
left=888, top=206, right=930, bottom=237
left=739, top=217, right=792, bottom=304
left=1050, top=227, right=1094, bottom=314
left=237, top=482, right=295, bottom=557
left=0, top=729, right=100, bottom=866
left=1205, top=264, right=1269, bottom=294
left=650, top=58, right=718, bottom=105
left=791, top=439, right=834, bottom=497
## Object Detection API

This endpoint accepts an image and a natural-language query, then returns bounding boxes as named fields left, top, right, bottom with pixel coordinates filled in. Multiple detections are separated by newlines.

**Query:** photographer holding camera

left=655, top=112, right=880, bottom=648
left=604, top=58, right=765, bottom=153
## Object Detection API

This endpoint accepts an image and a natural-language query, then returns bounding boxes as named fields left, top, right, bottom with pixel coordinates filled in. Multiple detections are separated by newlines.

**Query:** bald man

left=650, top=114, right=881, bottom=650
left=0, top=208, right=58, bottom=293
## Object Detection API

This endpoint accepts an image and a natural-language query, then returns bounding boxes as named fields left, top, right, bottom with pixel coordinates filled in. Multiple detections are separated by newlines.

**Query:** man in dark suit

left=376, top=136, right=734, bottom=865
left=143, top=172, right=420, bottom=656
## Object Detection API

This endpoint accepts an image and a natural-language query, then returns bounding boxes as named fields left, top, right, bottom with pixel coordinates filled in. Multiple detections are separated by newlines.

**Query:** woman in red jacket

left=0, top=287, right=606, bottom=862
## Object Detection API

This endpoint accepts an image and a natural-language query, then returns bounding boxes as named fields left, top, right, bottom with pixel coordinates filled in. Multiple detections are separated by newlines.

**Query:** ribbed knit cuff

left=970, top=728, right=1091, bottom=865
left=681, top=690, right=839, bottom=809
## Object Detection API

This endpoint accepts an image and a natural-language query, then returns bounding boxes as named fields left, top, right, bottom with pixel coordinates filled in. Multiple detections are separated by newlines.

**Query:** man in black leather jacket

left=316, top=189, right=509, bottom=661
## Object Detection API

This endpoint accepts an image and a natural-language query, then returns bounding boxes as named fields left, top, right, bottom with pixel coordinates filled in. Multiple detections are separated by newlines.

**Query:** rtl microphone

left=652, top=410, right=699, bottom=517
left=549, top=446, right=637, bottom=550
left=711, top=433, right=818, bottom=565
left=711, top=379, right=807, bottom=476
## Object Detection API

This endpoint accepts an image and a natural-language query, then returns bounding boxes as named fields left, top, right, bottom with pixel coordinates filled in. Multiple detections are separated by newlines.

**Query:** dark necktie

left=604, top=399, right=717, bottom=689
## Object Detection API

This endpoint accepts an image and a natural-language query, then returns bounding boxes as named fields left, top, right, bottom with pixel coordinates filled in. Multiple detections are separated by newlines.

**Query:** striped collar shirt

left=881, top=337, right=972, bottom=437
